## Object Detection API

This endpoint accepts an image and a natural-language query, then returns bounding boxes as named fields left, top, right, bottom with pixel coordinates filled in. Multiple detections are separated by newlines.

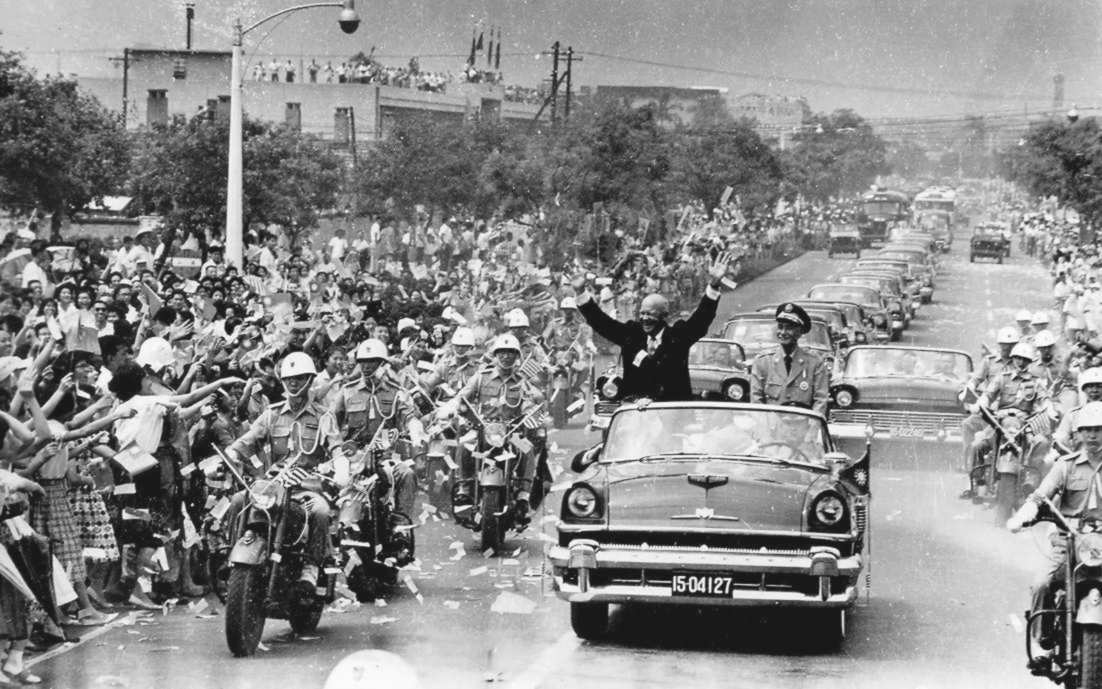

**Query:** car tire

left=807, top=609, right=846, bottom=648
left=997, top=255, right=1003, bottom=265
left=570, top=602, right=609, bottom=640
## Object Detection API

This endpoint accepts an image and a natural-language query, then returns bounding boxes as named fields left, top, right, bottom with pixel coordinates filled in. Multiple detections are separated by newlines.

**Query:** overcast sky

left=4, top=0, right=1102, bottom=119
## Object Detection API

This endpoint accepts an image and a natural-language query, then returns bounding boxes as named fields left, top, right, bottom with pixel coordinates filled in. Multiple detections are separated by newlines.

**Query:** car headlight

left=874, top=314, right=886, bottom=326
left=835, top=389, right=854, bottom=408
left=601, top=379, right=620, bottom=399
left=854, top=332, right=867, bottom=344
left=564, top=484, right=601, bottom=520
left=724, top=382, right=744, bottom=400
left=1078, top=532, right=1102, bottom=567
left=812, top=493, right=847, bottom=528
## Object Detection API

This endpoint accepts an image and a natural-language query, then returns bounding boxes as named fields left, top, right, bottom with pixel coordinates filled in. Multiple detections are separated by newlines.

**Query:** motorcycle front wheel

left=225, top=566, right=267, bottom=657
left=480, top=489, right=505, bottom=554
left=994, top=473, right=1017, bottom=525
left=1083, top=625, right=1102, bottom=688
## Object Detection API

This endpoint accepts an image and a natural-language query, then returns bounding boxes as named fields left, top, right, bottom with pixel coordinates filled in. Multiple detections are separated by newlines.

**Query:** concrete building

left=728, top=93, right=811, bottom=149
left=77, top=48, right=542, bottom=141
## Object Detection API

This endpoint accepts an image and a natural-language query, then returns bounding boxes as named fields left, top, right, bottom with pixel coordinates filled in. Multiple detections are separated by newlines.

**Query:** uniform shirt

left=333, top=372, right=417, bottom=445
left=970, top=354, right=1011, bottom=390
left=982, top=367, right=1047, bottom=413
left=456, top=366, right=543, bottom=423
left=229, top=399, right=344, bottom=473
left=1034, top=451, right=1102, bottom=517
left=749, top=344, right=830, bottom=416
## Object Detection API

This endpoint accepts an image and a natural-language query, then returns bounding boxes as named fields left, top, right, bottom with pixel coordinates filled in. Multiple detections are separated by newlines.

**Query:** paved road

left=38, top=248, right=1057, bottom=689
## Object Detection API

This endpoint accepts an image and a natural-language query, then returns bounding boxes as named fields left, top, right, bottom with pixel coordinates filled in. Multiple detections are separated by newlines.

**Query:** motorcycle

left=1017, top=498, right=1102, bottom=688
left=217, top=450, right=338, bottom=657
left=969, top=406, right=1047, bottom=524
left=450, top=408, right=539, bottom=553
left=335, top=440, right=415, bottom=602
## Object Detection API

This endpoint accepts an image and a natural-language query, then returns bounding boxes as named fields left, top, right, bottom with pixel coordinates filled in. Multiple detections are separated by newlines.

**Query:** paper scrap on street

left=443, top=600, right=461, bottom=610
left=490, top=591, right=537, bottom=615
left=370, top=616, right=398, bottom=625
left=469, top=566, right=488, bottom=576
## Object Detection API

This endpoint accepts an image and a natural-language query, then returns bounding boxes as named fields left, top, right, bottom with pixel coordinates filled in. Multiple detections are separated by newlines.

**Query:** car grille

left=594, top=401, right=619, bottom=415
left=830, top=409, right=963, bottom=432
left=562, top=530, right=856, bottom=557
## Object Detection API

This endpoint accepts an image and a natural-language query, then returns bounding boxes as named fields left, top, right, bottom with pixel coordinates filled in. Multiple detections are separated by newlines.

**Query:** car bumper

left=548, top=540, right=861, bottom=608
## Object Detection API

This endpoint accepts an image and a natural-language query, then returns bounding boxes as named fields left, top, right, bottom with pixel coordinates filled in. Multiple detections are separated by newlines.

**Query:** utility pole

left=186, top=3, right=195, bottom=50
left=109, top=48, right=132, bottom=126
left=549, top=41, right=560, bottom=125
left=564, top=46, right=582, bottom=120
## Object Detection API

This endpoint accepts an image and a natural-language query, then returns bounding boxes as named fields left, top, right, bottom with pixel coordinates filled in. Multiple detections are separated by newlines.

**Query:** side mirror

left=571, top=443, right=603, bottom=473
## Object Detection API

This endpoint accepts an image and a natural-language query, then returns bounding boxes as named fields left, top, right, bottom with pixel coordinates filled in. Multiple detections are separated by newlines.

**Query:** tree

left=127, top=114, right=343, bottom=240
left=669, top=118, right=783, bottom=211
left=886, top=140, right=931, bottom=179
left=1001, top=117, right=1102, bottom=225
left=783, top=109, right=888, bottom=201
left=0, top=49, right=129, bottom=232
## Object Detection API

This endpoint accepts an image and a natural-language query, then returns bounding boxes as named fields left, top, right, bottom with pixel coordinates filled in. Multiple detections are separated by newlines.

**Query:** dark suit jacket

left=579, top=294, right=719, bottom=401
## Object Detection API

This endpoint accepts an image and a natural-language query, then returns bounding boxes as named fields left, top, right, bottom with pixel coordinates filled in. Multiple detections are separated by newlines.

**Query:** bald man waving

left=571, top=253, right=732, bottom=401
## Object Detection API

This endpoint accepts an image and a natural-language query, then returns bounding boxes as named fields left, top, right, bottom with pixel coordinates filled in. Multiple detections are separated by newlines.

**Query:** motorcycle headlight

left=835, top=389, right=854, bottom=408
left=725, top=382, right=745, bottom=400
left=564, top=484, right=601, bottom=520
left=812, top=494, right=847, bottom=528
left=251, top=480, right=282, bottom=510
left=874, top=314, right=886, bottom=326
left=854, top=332, right=867, bottom=344
left=1078, top=532, right=1102, bottom=567
left=485, top=423, right=507, bottom=448
left=601, top=379, right=620, bottom=399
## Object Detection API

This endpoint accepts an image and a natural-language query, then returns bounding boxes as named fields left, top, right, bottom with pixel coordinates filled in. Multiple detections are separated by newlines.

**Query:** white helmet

left=560, top=296, right=577, bottom=310
left=355, top=339, right=389, bottom=361
left=450, top=327, right=475, bottom=347
left=1010, top=342, right=1036, bottom=361
left=135, top=337, right=175, bottom=373
left=1076, top=401, right=1102, bottom=431
left=1031, top=311, right=1051, bottom=326
left=1068, top=317, right=1086, bottom=331
left=396, top=317, right=417, bottom=333
left=996, top=327, right=1019, bottom=345
left=1015, top=309, right=1032, bottom=322
left=1080, top=367, right=1102, bottom=390
left=323, top=650, right=420, bottom=689
left=492, top=333, right=522, bottom=354
left=1033, top=329, right=1056, bottom=348
left=279, top=351, right=317, bottom=378
left=504, top=309, right=529, bottom=328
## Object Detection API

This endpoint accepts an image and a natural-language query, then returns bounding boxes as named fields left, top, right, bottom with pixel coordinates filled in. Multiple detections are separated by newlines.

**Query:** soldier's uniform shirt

left=1031, top=357, right=1066, bottom=389
left=426, top=354, right=481, bottom=394
left=1054, top=404, right=1086, bottom=451
left=228, top=399, right=344, bottom=472
left=334, top=373, right=417, bottom=444
left=983, top=367, right=1047, bottom=413
left=1035, top=451, right=1102, bottom=517
left=456, top=367, right=543, bottom=423
left=542, top=317, right=592, bottom=352
left=749, top=345, right=830, bottom=416
left=970, top=354, right=1011, bottom=390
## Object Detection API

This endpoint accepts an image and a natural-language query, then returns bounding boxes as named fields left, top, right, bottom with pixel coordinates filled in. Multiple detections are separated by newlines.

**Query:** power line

left=577, top=49, right=1053, bottom=102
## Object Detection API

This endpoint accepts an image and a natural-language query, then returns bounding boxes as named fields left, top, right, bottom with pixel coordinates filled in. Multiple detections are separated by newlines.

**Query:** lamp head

left=339, top=0, right=360, bottom=33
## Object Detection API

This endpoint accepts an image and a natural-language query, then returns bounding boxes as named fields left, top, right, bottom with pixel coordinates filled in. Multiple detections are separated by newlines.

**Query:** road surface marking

left=503, top=631, right=581, bottom=689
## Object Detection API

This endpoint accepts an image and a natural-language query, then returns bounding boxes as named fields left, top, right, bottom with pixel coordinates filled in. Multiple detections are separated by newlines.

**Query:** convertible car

left=688, top=338, right=751, bottom=402
left=548, top=401, right=869, bottom=644
left=828, top=345, right=972, bottom=464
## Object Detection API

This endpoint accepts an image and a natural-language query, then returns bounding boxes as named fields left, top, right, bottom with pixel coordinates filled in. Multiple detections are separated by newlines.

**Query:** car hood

left=600, top=458, right=824, bottom=532
left=838, top=376, right=961, bottom=409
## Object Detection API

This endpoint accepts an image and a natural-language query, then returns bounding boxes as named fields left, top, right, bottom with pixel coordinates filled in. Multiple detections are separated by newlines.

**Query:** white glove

left=1007, top=500, right=1039, bottom=533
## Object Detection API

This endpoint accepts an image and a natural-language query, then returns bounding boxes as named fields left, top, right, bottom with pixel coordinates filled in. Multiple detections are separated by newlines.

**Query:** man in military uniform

left=442, top=334, right=544, bottom=518
left=964, top=342, right=1052, bottom=498
left=504, top=308, right=549, bottom=381
left=333, top=339, right=422, bottom=521
left=1031, top=329, right=1066, bottom=389
left=423, top=327, right=481, bottom=397
left=226, top=352, right=348, bottom=590
left=1009, top=402, right=1102, bottom=667
left=749, top=302, right=830, bottom=416
left=542, top=297, right=593, bottom=354
left=1053, top=367, right=1102, bottom=451
left=959, top=326, right=1020, bottom=472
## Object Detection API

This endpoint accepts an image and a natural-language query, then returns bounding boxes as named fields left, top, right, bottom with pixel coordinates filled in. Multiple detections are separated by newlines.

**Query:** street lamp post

left=225, top=0, right=360, bottom=268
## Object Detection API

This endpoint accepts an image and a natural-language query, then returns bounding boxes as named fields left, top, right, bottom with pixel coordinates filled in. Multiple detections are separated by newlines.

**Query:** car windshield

left=807, top=286, right=879, bottom=308
left=843, top=347, right=971, bottom=380
left=602, top=407, right=829, bottom=464
left=689, top=341, right=744, bottom=368
left=724, top=320, right=832, bottom=351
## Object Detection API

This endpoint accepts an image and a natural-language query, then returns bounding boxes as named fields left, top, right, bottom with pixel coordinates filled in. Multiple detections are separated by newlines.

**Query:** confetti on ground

left=443, top=600, right=461, bottom=610
left=502, top=558, right=520, bottom=566
left=149, top=646, right=180, bottom=653
left=490, top=591, right=537, bottom=615
left=522, top=567, right=543, bottom=579
left=374, top=599, right=388, bottom=607
left=370, top=616, right=398, bottom=625
left=886, top=510, right=902, bottom=521
left=469, top=566, right=488, bottom=576
left=482, top=548, right=495, bottom=559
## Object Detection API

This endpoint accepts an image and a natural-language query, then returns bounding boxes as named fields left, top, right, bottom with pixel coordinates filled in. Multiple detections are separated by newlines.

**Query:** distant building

left=728, top=93, right=811, bottom=149
left=593, top=85, right=728, bottom=127
left=76, top=48, right=542, bottom=142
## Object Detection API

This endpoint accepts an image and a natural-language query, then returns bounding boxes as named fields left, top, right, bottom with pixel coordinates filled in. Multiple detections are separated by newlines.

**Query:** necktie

left=784, top=353, right=793, bottom=374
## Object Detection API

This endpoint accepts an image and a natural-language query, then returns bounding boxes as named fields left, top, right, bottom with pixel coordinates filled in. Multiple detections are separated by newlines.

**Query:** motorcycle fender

left=1077, top=591, right=1102, bottom=625
left=229, top=537, right=268, bottom=566
left=480, top=464, right=505, bottom=487
left=996, top=453, right=1020, bottom=474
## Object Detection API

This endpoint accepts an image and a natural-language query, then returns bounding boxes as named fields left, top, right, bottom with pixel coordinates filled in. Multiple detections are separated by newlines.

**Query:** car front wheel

left=570, top=602, right=609, bottom=639
left=807, top=609, right=846, bottom=648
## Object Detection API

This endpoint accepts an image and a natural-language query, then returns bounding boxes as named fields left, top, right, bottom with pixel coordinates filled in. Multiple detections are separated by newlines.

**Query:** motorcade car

left=845, top=269, right=918, bottom=319
left=549, top=401, right=870, bottom=643
left=805, top=284, right=891, bottom=343
left=970, top=225, right=1010, bottom=263
left=856, top=188, right=909, bottom=247
left=856, top=258, right=933, bottom=303
left=720, top=313, right=837, bottom=373
left=913, top=211, right=953, bottom=252
left=827, top=225, right=862, bottom=258
left=687, top=338, right=751, bottom=402
left=828, top=345, right=972, bottom=462
left=838, top=275, right=908, bottom=338
left=876, top=247, right=937, bottom=292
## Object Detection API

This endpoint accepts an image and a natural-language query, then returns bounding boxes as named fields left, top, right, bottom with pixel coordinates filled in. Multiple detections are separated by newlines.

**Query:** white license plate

left=891, top=425, right=925, bottom=438
left=671, top=572, right=736, bottom=598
